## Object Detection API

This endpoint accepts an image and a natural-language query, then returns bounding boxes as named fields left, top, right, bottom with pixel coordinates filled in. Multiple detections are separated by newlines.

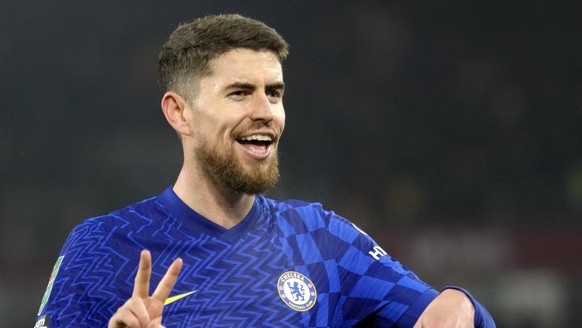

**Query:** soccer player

left=35, top=14, right=495, bottom=328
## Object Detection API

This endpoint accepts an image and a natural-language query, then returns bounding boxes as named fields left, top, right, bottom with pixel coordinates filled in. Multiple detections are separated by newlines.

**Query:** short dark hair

left=158, top=14, right=289, bottom=99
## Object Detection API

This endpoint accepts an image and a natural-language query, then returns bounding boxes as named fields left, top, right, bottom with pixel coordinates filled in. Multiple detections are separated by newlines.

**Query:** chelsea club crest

left=277, top=271, right=317, bottom=311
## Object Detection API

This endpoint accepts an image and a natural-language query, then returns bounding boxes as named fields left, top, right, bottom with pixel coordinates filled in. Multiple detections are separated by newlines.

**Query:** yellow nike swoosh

left=164, top=290, right=197, bottom=305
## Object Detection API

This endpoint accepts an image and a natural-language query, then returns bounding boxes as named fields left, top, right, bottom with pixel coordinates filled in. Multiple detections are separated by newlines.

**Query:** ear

left=161, top=91, right=191, bottom=136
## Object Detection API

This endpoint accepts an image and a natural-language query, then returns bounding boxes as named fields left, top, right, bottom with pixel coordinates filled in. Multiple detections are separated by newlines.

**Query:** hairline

left=171, top=47, right=284, bottom=104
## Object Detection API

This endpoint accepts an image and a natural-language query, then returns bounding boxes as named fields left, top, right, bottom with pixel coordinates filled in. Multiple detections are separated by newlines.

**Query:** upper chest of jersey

left=114, top=213, right=337, bottom=326
left=156, top=232, right=318, bottom=326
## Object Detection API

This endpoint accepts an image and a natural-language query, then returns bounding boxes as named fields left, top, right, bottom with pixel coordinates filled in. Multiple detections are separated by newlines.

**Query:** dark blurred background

left=1, top=0, right=580, bottom=326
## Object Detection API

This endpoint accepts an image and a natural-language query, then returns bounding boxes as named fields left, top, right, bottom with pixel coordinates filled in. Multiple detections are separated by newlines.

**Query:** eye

left=228, top=90, right=249, bottom=101
left=267, top=89, right=284, bottom=103
left=268, top=89, right=282, bottom=98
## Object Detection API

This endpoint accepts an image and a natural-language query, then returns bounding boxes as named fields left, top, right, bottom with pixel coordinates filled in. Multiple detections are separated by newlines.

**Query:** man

left=35, top=14, right=495, bottom=327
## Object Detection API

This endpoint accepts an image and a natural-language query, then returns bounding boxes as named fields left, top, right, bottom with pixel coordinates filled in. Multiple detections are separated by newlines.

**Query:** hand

left=413, top=289, right=475, bottom=328
left=108, top=250, right=183, bottom=328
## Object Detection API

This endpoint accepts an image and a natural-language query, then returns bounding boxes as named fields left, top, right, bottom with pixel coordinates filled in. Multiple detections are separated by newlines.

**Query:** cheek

left=275, top=107, right=286, bottom=130
left=195, top=112, right=230, bottom=140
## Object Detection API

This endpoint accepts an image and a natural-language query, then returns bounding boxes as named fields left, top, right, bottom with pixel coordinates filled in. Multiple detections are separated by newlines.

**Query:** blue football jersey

left=35, top=187, right=494, bottom=327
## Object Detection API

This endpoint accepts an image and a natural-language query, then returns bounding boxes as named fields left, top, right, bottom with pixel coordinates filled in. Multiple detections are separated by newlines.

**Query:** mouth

left=236, top=134, right=275, bottom=160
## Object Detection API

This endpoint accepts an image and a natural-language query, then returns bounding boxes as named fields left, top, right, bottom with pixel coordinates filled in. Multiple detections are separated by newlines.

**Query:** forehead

left=207, top=48, right=283, bottom=83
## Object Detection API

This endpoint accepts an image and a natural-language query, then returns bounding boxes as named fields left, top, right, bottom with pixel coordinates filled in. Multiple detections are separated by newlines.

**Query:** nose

left=250, top=93, right=275, bottom=122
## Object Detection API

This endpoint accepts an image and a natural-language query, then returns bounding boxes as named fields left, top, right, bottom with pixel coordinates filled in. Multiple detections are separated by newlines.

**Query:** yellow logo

left=164, top=290, right=197, bottom=306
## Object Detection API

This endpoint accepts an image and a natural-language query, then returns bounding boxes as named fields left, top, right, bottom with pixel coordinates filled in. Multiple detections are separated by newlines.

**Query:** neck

left=172, top=165, right=256, bottom=229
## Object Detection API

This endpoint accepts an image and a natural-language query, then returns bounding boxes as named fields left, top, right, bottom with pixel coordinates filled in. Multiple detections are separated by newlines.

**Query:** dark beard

left=196, top=140, right=280, bottom=194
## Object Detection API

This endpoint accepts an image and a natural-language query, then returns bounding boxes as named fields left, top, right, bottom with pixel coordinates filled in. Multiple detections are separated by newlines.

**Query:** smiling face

left=184, top=48, right=286, bottom=194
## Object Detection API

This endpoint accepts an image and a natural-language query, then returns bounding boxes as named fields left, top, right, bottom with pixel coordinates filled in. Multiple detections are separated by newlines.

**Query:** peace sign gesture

left=109, top=250, right=183, bottom=328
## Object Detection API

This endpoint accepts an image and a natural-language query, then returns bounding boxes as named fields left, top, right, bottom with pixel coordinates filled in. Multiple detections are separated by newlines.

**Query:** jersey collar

left=156, top=186, right=262, bottom=243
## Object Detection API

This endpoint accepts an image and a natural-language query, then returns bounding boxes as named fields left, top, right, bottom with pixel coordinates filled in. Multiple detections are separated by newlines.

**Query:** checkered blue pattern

left=36, top=187, right=493, bottom=327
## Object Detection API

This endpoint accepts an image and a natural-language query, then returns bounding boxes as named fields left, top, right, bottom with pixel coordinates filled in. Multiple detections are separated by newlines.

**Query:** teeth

left=240, top=135, right=272, bottom=142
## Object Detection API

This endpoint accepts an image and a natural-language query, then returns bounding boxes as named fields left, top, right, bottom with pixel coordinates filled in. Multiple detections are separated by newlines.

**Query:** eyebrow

left=226, top=81, right=285, bottom=92
left=266, top=82, right=286, bottom=91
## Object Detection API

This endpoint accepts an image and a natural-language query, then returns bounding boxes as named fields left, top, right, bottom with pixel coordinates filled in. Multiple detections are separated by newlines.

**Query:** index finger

left=132, top=250, right=152, bottom=298
left=151, top=257, right=183, bottom=303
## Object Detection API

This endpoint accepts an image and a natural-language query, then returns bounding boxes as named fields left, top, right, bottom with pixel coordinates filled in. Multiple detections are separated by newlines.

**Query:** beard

left=195, top=139, right=280, bottom=195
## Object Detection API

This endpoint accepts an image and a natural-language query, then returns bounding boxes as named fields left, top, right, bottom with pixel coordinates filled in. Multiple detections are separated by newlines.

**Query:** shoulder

left=62, top=195, right=162, bottom=251
left=262, top=197, right=326, bottom=227
left=72, top=195, right=161, bottom=232
left=260, top=196, right=363, bottom=239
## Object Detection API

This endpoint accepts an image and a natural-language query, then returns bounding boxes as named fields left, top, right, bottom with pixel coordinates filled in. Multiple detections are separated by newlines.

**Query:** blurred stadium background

left=1, top=1, right=580, bottom=326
